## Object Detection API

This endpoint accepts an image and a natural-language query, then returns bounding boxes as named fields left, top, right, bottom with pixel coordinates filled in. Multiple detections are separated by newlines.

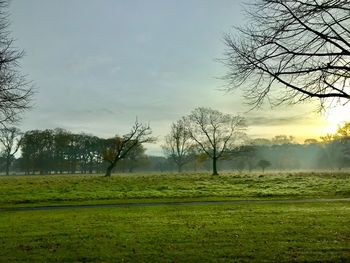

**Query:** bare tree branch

left=0, top=1, right=32, bottom=125
left=223, top=0, right=350, bottom=108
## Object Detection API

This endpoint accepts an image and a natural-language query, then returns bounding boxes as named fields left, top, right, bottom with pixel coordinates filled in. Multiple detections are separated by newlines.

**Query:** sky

left=8, top=0, right=349, bottom=155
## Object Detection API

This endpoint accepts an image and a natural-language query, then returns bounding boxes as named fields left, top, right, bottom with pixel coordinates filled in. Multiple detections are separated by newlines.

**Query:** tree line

left=161, top=107, right=350, bottom=173
left=1, top=107, right=350, bottom=176
left=0, top=123, right=151, bottom=175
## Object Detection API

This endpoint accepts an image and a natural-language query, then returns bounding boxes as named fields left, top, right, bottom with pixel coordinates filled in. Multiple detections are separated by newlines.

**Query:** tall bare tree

left=0, top=1, right=32, bottom=125
left=223, top=0, right=350, bottom=109
left=162, top=119, right=195, bottom=172
left=0, top=127, right=22, bottom=175
left=103, top=120, right=155, bottom=177
left=185, top=107, right=246, bottom=175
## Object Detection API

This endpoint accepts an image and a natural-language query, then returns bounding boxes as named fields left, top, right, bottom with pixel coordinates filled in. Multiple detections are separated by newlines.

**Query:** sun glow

left=323, top=105, right=350, bottom=134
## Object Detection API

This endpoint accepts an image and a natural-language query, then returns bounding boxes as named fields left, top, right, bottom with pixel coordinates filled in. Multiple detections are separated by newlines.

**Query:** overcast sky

left=9, top=0, right=343, bottom=155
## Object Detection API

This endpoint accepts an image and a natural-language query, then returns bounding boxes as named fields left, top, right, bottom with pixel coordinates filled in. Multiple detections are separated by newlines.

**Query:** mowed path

left=1, top=198, right=350, bottom=212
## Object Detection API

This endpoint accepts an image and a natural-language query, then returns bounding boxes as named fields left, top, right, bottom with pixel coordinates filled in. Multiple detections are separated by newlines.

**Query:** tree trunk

left=212, top=158, right=218, bottom=175
left=105, top=162, right=115, bottom=177
left=5, top=153, right=11, bottom=175
left=177, top=164, right=183, bottom=173
left=5, top=159, right=10, bottom=176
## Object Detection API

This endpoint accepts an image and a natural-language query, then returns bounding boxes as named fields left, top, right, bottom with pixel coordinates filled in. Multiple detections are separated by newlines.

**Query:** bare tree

left=0, top=126, right=22, bottom=175
left=223, top=0, right=350, bottom=109
left=185, top=107, right=246, bottom=175
left=0, top=1, right=32, bottom=125
left=162, top=119, right=195, bottom=173
left=103, top=120, right=155, bottom=177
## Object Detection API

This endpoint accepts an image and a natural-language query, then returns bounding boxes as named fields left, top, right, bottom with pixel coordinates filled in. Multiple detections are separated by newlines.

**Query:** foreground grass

left=0, top=172, right=349, bottom=207
left=0, top=202, right=349, bottom=262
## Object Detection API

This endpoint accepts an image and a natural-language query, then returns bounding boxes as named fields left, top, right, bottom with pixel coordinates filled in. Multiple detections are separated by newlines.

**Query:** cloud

left=247, top=114, right=320, bottom=127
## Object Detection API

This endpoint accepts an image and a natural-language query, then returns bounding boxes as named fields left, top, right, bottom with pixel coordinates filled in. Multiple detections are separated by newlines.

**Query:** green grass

left=0, top=172, right=349, bottom=207
left=0, top=202, right=349, bottom=262
left=1, top=172, right=350, bottom=261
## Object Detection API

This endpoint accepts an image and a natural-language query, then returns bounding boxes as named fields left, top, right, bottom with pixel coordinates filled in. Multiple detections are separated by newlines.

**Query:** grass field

left=0, top=172, right=350, bottom=262
left=1, top=202, right=349, bottom=262
left=0, top=172, right=349, bottom=207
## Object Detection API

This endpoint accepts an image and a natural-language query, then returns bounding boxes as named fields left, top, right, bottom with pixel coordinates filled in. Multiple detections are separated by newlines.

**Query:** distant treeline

left=229, top=136, right=350, bottom=172
left=1, top=128, right=350, bottom=175
left=4, top=128, right=151, bottom=175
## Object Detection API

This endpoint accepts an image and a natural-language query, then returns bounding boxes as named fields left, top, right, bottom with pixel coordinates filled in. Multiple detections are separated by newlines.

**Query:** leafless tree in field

left=0, top=126, right=22, bottom=175
left=223, top=0, right=350, bottom=109
left=103, top=120, right=155, bottom=177
left=162, top=119, right=195, bottom=172
left=185, top=107, right=246, bottom=175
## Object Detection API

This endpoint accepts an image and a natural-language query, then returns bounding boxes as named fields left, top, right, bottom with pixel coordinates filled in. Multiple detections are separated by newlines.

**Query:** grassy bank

left=0, top=172, right=350, bottom=207
left=1, top=202, right=349, bottom=262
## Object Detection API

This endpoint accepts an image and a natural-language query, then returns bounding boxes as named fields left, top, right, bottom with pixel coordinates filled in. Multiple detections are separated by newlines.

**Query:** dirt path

left=1, top=198, right=350, bottom=212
